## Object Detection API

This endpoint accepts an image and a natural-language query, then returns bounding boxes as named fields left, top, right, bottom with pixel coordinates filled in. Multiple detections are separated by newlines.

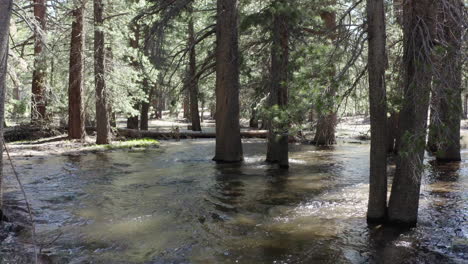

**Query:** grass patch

left=89, top=138, right=159, bottom=151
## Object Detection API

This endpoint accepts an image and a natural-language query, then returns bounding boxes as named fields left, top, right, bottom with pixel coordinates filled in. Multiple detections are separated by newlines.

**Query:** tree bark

left=0, top=0, right=12, bottom=219
left=188, top=7, right=201, bottom=132
left=68, top=1, right=86, bottom=140
left=31, top=0, right=47, bottom=122
left=433, top=0, right=463, bottom=162
left=387, top=0, right=436, bottom=227
left=213, top=0, right=243, bottom=162
left=314, top=11, right=337, bottom=146
left=366, top=0, right=388, bottom=223
left=266, top=0, right=289, bottom=168
left=94, top=0, right=111, bottom=144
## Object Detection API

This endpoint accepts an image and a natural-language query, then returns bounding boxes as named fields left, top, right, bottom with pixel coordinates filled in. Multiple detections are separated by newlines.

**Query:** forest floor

left=4, top=115, right=468, bottom=159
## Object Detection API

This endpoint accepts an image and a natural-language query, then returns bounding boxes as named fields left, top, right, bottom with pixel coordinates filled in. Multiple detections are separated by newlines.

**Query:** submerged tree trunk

left=31, top=0, right=47, bottom=122
left=213, top=0, right=243, bottom=162
left=433, top=0, right=463, bottom=162
left=366, top=0, right=388, bottom=223
left=0, top=0, right=12, bottom=220
left=188, top=7, right=201, bottom=132
left=387, top=0, right=436, bottom=227
left=314, top=11, right=337, bottom=146
left=266, top=0, right=289, bottom=168
left=68, top=1, right=86, bottom=140
left=94, top=0, right=111, bottom=144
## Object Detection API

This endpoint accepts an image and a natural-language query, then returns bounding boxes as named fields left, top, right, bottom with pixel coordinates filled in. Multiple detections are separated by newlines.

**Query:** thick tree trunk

left=366, top=0, right=388, bottom=223
left=0, top=0, right=12, bottom=219
left=213, top=0, right=243, bottom=162
left=188, top=8, right=201, bottom=132
left=31, top=0, right=47, bottom=122
left=387, top=0, right=436, bottom=227
left=266, top=0, right=289, bottom=168
left=183, top=90, right=190, bottom=120
left=314, top=11, right=337, bottom=146
left=434, top=0, right=463, bottom=162
left=94, top=0, right=111, bottom=144
left=68, top=1, right=86, bottom=140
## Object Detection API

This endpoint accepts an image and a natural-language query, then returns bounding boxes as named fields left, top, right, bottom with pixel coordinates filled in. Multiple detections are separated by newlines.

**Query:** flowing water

left=1, top=139, right=467, bottom=263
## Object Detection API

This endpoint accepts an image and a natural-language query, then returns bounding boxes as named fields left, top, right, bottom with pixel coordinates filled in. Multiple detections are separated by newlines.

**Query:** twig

left=2, top=139, right=38, bottom=264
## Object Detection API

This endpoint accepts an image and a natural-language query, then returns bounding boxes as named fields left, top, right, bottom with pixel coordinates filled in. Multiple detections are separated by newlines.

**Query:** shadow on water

left=0, top=139, right=466, bottom=263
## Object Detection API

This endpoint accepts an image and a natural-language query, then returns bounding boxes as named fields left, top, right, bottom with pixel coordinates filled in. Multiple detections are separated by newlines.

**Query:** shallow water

left=1, top=139, right=467, bottom=263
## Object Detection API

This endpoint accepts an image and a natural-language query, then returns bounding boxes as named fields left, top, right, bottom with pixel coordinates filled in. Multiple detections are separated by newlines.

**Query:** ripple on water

left=0, top=140, right=466, bottom=263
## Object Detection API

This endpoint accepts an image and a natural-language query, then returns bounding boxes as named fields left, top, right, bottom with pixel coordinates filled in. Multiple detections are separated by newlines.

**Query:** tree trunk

left=266, top=0, right=289, bottom=168
left=183, top=90, right=190, bottom=120
left=249, top=106, right=259, bottom=128
left=188, top=7, right=201, bottom=132
left=434, top=0, right=463, bottom=162
left=94, top=0, right=111, bottom=144
left=140, top=79, right=152, bottom=131
left=68, top=1, right=86, bottom=140
left=464, top=94, right=468, bottom=119
left=0, top=0, right=12, bottom=220
left=387, top=0, right=436, bottom=227
left=127, top=106, right=139, bottom=129
left=387, top=111, right=399, bottom=153
left=31, top=0, right=47, bottom=122
left=314, top=11, right=337, bottom=146
left=366, top=0, right=388, bottom=223
left=427, top=89, right=440, bottom=153
left=213, top=0, right=243, bottom=162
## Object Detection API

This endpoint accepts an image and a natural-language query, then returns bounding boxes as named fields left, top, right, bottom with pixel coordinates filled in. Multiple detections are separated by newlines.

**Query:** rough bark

left=94, top=0, right=111, bottom=144
left=68, top=1, right=86, bottom=140
left=314, top=11, right=337, bottom=146
left=188, top=8, right=201, bottom=132
left=433, top=0, right=463, bottom=162
left=31, top=0, right=47, bottom=122
left=0, top=0, right=12, bottom=219
left=213, top=0, right=243, bottom=162
left=266, top=0, right=289, bottom=168
left=366, top=0, right=388, bottom=223
left=387, top=0, right=436, bottom=227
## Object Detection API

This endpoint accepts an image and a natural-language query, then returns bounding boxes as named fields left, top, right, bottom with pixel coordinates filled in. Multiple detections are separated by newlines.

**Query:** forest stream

left=1, top=139, right=467, bottom=263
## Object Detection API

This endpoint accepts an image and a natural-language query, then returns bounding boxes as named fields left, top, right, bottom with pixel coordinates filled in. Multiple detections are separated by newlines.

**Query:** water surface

left=1, top=139, right=467, bottom=263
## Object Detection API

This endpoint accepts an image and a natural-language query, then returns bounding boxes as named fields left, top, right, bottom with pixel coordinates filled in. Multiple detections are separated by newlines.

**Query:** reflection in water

left=0, top=139, right=466, bottom=263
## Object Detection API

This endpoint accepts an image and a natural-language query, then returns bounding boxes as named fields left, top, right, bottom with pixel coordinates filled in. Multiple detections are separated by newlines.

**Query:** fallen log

left=3, top=126, right=64, bottom=142
left=116, top=128, right=268, bottom=140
